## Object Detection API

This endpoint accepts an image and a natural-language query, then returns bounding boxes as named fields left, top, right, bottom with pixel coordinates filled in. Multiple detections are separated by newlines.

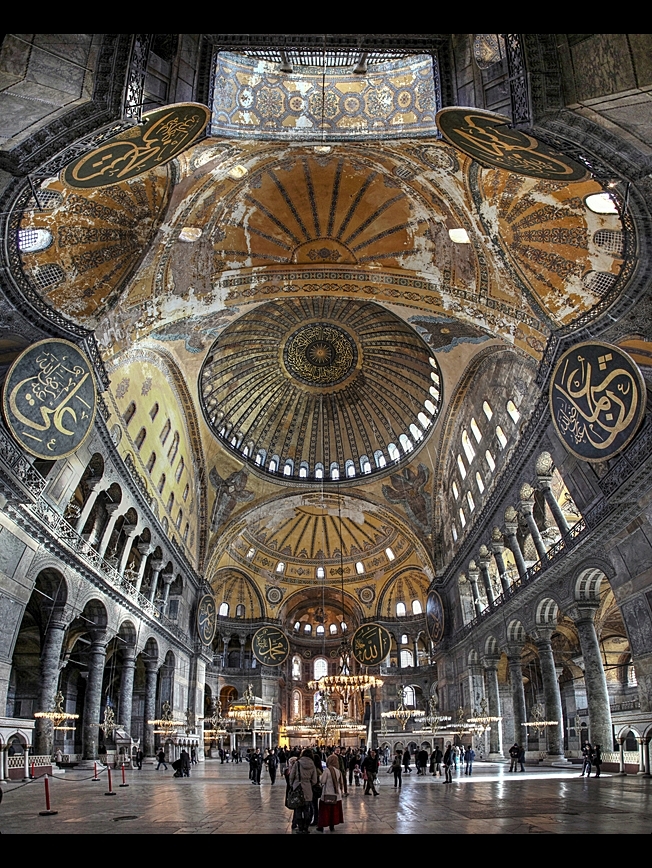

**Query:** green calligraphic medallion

left=436, top=107, right=588, bottom=181
left=352, top=623, right=391, bottom=666
left=426, top=590, right=445, bottom=646
left=252, top=625, right=290, bottom=666
left=550, top=341, right=645, bottom=462
left=196, top=594, right=217, bottom=645
left=62, top=103, right=211, bottom=189
left=3, top=339, right=97, bottom=459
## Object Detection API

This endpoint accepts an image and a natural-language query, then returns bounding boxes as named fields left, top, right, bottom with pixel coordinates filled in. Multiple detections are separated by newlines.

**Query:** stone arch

left=507, top=619, right=525, bottom=643
left=211, top=568, right=266, bottom=620
left=377, top=567, right=430, bottom=620
left=574, top=567, right=607, bottom=602
left=468, top=649, right=479, bottom=665
left=484, top=635, right=499, bottom=656
left=535, top=597, right=560, bottom=626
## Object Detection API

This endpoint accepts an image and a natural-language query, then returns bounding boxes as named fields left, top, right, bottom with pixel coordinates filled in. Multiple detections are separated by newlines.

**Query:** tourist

left=509, top=743, right=519, bottom=772
left=363, top=748, right=380, bottom=796
left=464, top=745, right=475, bottom=775
left=581, top=742, right=593, bottom=777
left=391, top=752, right=403, bottom=789
left=443, top=742, right=453, bottom=783
left=156, top=748, right=168, bottom=771
left=316, top=753, right=345, bottom=833
left=289, top=749, right=318, bottom=834
left=593, top=744, right=602, bottom=777
left=403, top=747, right=412, bottom=774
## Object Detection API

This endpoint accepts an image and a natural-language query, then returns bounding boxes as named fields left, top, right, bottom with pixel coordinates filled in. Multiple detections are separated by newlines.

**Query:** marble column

left=533, top=628, right=566, bottom=762
left=147, top=559, right=164, bottom=604
left=159, top=570, right=175, bottom=615
left=23, top=745, right=30, bottom=780
left=504, top=506, right=528, bottom=580
left=477, top=546, right=495, bottom=606
left=519, top=483, right=548, bottom=561
left=75, top=479, right=103, bottom=533
left=82, top=636, right=107, bottom=761
left=536, top=453, right=570, bottom=535
left=506, top=646, right=527, bottom=748
left=490, top=527, right=511, bottom=596
left=34, top=611, right=69, bottom=756
left=570, top=604, right=614, bottom=752
left=468, top=562, right=483, bottom=618
left=618, top=736, right=626, bottom=775
left=0, top=745, right=8, bottom=782
left=117, top=524, right=138, bottom=576
left=144, top=660, right=158, bottom=757
left=134, top=544, right=153, bottom=595
left=482, top=655, right=504, bottom=759
left=118, top=644, right=137, bottom=735
left=97, top=504, right=122, bottom=558
left=643, top=738, right=651, bottom=777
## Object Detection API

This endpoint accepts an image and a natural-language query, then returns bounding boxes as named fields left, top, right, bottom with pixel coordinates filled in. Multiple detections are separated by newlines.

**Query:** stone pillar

left=147, top=559, right=164, bottom=604
left=506, top=646, right=527, bottom=749
left=144, top=660, right=158, bottom=757
left=490, top=526, right=511, bottom=596
left=23, top=745, right=30, bottom=781
left=118, top=644, right=137, bottom=735
left=134, top=543, right=153, bottom=595
left=97, top=503, right=122, bottom=558
left=35, top=611, right=69, bottom=756
left=570, top=604, right=614, bottom=752
left=535, top=452, right=570, bottom=535
left=643, top=738, right=651, bottom=777
left=519, top=484, right=548, bottom=561
left=75, top=479, right=103, bottom=532
left=117, top=524, right=138, bottom=576
left=159, top=570, right=175, bottom=615
left=618, top=735, right=626, bottom=775
left=468, top=562, right=483, bottom=618
left=82, top=636, right=107, bottom=761
left=504, top=507, right=528, bottom=580
left=533, top=628, right=566, bottom=763
left=477, top=546, right=495, bottom=606
left=482, top=655, right=504, bottom=759
left=637, top=737, right=647, bottom=775
left=0, top=745, right=8, bottom=782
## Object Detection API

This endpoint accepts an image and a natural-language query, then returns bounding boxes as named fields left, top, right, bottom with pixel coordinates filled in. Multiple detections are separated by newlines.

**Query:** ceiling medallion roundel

left=282, top=322, right=358, bottom=390
left=199, top=297, right=442, bottom=483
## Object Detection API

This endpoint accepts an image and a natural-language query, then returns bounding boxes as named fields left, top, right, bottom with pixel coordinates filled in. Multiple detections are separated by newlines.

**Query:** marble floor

left=1, top=760, right=651, bottom=834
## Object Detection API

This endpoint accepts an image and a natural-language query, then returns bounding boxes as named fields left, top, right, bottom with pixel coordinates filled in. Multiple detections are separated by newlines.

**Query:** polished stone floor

left=1, top=760, right=651, bottom=834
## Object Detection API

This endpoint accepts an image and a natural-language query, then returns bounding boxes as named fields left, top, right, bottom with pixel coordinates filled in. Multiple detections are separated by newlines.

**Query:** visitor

left=289, top=749, right=318, bottom=834
left=443, top=742, right=453, bottom=783
left=580, top=742, right=593, bottom=777
left=509, top=743, right=519, bottom=772
left=156, top=748, right=168, bottom=771
left=464, top=745, right=475, bottom=775
left=363, top=748, right=380, bottom=796
left=593, top=744, right=602, bottom=777
left=391, top=752, right=402, bottom=789
left=316, top=753, right=345, bottom=833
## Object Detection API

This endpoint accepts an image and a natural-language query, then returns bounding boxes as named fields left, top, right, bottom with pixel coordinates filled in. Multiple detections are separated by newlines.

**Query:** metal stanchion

left=38, top=774, right=58, bottom=816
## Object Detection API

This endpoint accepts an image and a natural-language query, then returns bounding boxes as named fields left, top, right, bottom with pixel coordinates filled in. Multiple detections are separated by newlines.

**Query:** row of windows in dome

left=450, top=400, right=520, bottom=543
left=254, top=548, right=396, bottom=574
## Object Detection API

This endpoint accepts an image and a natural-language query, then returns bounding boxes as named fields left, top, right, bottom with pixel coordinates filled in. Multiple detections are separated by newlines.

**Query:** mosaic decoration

left=426, top=590, right=445, bottom=646
left=62, top=103, right=210, bottom=188
left=283, top=323, right=358, bottom=388
left=550, top=341, right=645, bottom=462
left=436, top=108, right=588, bottom=181
left=3, top=339, right=96, bottom=459
left=382, top=464, right=432, bottom=539
left=211, top=53, right=439, bottom=140
left=208, top=466, right=254, bottom=533
left=352, top=623, right=391, bottom=666
left=196, top=593, right=217, bottom=645
left=252, top=625, right=290, bottom=666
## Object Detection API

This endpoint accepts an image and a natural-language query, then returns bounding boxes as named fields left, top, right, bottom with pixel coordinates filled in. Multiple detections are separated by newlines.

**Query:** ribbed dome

left=199, top=297, right=442, bottom=482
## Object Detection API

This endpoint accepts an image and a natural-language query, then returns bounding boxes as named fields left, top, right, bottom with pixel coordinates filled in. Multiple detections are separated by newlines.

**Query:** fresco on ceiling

left=150, top=307, right=241, bottom=353
left=479, top=169, right=630, bottom=326
left=212, top=52, right=439, bottom=140
left=382, top=464, right=432, bottom=539
left=209, top=466, right=255, bottom=533
left=378, top=568, right=430, bottom=619
left=409, top=315, right=491, bottom=352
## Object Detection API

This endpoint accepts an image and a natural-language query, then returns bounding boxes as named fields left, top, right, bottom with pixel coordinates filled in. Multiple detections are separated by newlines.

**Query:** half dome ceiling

left=199, top=296, right=441, bottom=482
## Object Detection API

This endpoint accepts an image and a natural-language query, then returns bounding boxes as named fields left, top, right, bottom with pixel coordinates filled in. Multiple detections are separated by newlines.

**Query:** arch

left=575, top=567, right=606, bottom=602
left=210, top=568, right=266, bottom=620
left=468, top=649, right=479, bottom=665
left=484, top=635, right=498, bottom=656
left=536, top=597, right=559, bottom=626
left=507, top=619, right=525, bottom=643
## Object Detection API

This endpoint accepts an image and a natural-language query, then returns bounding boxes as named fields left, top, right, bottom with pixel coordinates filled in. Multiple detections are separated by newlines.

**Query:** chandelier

left=227, top=684, right=270, bottom=730
left=204, top=702, right=229, bottom=741
left=308, top=637, right=383, bottom=714
left=381, top=685, right=425, bottom=731
left=468, top=697, right=502, bottom=735
left=34, top=690, right=80, bottom=731
left=446, top=706, right=476, bottom=737
left=148, top=700, right=185, bottom=736
left=423, top=696, right=451, bottom=733
left=522, top=702, right=559, bottom=737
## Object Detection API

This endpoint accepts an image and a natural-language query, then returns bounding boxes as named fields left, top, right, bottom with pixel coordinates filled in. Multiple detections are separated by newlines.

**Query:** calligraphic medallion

left=196, top=594, right=217, bottom=646
left=352, top=623, right=391, bottom=667
left=550, top=341, right=645, bottom=462
left=426, top=590, right=445, bottom=646
left=282, top=323, right=359, bottom=391
left=436, top=107, right=588, bottom=182
left=252, top=625, right=290, bottom=667
left=3, top=339, right=97, bottom=459
left=62, top=103, right=211, bottom=189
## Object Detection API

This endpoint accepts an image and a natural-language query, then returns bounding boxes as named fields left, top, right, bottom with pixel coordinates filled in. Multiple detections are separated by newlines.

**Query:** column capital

left=567, top=602, right=600, bottom=624
left=104, top=502, right=121, bottom=516
left=531, top=626, right=556, bottom=646
left=505, top=643, right=524, bottom=660
left=504, top=505, right=519, bottom=535
left=482, top=654, right=501, bottom=670
left=138, top=541, right=154, bottom=557
left=477, top=545, right=492, bottom=569
left=150, top=558, right=164, bottom=572
left=87, top=476, right=105, bottom=492
left=122, top=523, right=138, bottom=538
left=468, top=560, right=480, bottom=579
left=161, top=569, right=175, bottom=586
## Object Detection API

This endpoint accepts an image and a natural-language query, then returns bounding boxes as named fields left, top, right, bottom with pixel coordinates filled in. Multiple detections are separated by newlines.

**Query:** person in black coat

left=363, top=749, right=379, bottom=796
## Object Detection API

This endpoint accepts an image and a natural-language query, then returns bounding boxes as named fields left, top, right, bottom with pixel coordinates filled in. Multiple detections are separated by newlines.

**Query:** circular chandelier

left=34, top=690, right=80, bottom=731
left=227, top=684, right=271, bottom=730
left=422, top=696, right=451, bottom=733
left=381, top=685, right=425, bottom=731
left=308, top=637, right=383, bottom=713
left=148, top=700, right=185, bottom=736
left=468, top=697, right=502, bottom=735
left=522, top=702, right=559, bottom=737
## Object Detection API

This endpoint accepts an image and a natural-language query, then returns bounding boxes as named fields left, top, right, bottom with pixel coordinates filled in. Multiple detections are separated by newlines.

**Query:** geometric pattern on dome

left=199, top=296, right=442, bottom=482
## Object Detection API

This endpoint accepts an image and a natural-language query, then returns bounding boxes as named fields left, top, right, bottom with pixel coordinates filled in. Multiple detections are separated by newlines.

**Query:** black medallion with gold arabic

left=352, top=623, right=391, bottom=667
left=436, top=108, right=588, bottom=182
left=2, top=339, right=97, bottom=459
left=62, top=103, right=210, bottom=189
left=426, top=590, right=445, bottom=646
left=252, top=626, right=290, bottom=667
left=196, top=594, right=217, bottom=646
left=550, top=341, right=645, bottom=462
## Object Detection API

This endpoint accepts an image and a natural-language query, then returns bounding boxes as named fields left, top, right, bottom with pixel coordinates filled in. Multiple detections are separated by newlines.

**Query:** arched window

left=452, top=524, right=458, bottom=542
left=314, top=658, right=328, bottom=680
left=183, top=523, right=189, bottom=542
left=124, top=402, right=136, bottom=426
left=316, top=625, right=325, bottom=636
left=146, top=452, right=156, bottom=473
left=452, top=480, right=459, bottom=500
left=388, top=442, right=400, bottom=462
left=386, top=547, right=395, bottom=561
left=345, top=459, right=355, bottom=477
left=430, top=384, right=440, bottom=402
left=425, top=399, right=437, bottom=415
left=374, top=449, right=386, bottom=468
left=418, top=411, right=430, bottom=430
left=166, top=492, right=174, bottom=513
left=360, top=455, right=372, bottom=474
left=470, top=417, right=482, bottom=443
left=316, top=566, right=325, bottom=579
left=268, top=456, right=278, bottom=472
left=160, top=419, right=171, bottom=444
left=330, top=462, right=340, bottom=480
left=399, top=433, right=413, bottom=453
left=175, top=457, right=185, bottom=483
left=329, top=623, right=338, bottom=635
left=183, top=483, right=189, bottom=501
left=485, top=450, right=496, bottom=472
left=410, top=422, right=423, bottom=442
left=168, top=432, right=180, bottom=463
left=462, top=429, right=475, bottom=463
left=403, top=684, right=416, bottom=705
left=18, top=228, right=53, bottom=252
left=315, top=463, right=324, bottom=479
left=176, top=508, right=183, bottom=528
left=457, top=454, right=467, bottom=479
left=506, top=400, right=520, bottom=423
left=149, top=403, right=159, bottom=421
left=355, top=561, right=365, bottom=575
left=29, top=263, right=64, bottom=289
left=396, top=602, right=406, bottom=617
left=459, top=507, right=466, bottom=528
left=135, top=427, right=146, bottom=450
left=292, top=656, right=302, bottom=680
left=293, top=690, right=301, bottom=719
left=158, top=473, right=166, bottom=493
left=219, top=602, right=229, bottom=617
left=585, top=192, right=618, bottom=214
left=483, top=401, right=493, bottom=420
left=246, top=547, right=255, bottom=559
left=304, top=623, right=312, bottom=634
left=299, top=461, right=309, bottom=478
left=476, top=471, right=484, bottom=493
left=283, top=459, right=293, bottom=476
left=400, top=649, right=414, bottom=668
left=276, top=561, right=285, bottom=574
left=496, top=425, right=507, bottom=449
left=401, top=633, right=409, bottom=644
left=293, top=622, right=301, bottom=633
left=467, top=491, right=475, bottom=512
left=412, top=600, right=422, bottom=615
left=255, top=449, right=266, bottom=466
left=235, top=604, right=245, bottom=618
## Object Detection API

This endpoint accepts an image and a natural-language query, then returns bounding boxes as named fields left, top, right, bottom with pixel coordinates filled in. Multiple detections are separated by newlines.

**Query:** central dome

left=200, top=297, right=442, bottom=482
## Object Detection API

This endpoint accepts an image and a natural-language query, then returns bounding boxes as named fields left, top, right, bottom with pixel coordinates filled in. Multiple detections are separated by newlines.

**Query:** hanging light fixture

left=34, top=690, right=80, bottom=731
left=468, top=696, right=502, bottom=735
left=148, top=699, right=185, bottom=736
left=381, top=685, right=425, bottom=731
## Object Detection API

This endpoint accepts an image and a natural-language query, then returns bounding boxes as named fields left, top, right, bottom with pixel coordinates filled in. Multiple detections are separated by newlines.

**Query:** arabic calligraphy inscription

left=252, top=626, right=290, bottom=667
left=352, top=623, right=391, bottom=666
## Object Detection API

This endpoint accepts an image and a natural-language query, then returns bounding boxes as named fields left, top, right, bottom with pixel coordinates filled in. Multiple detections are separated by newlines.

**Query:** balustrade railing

left=0, top=426, right=47, bottom=497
